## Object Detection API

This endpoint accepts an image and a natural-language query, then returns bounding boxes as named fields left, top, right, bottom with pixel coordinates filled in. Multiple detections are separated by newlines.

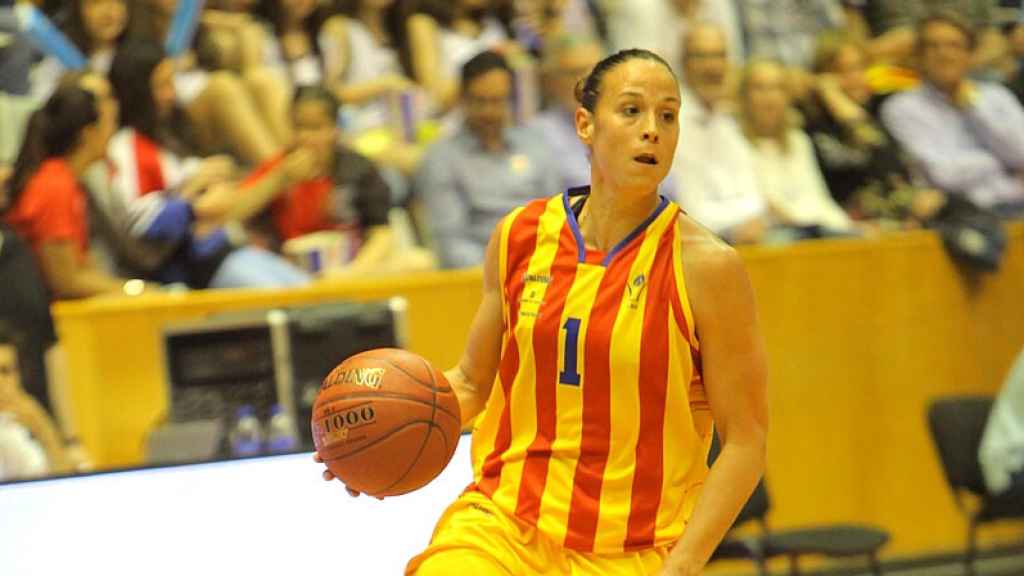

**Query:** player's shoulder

left=675, top=212, right=747, bottom=286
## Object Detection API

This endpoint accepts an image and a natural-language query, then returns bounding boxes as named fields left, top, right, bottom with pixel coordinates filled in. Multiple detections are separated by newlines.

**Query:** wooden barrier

left=53, top=224, right=1024, bottom=557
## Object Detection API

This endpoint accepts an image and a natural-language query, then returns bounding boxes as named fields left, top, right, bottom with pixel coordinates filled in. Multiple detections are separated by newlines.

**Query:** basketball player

left=316, top=49, right=769, bottom=575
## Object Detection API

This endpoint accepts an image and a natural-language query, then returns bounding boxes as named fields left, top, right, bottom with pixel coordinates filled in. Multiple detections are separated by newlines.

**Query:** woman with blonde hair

left=739, top=57, right=855, bottom=236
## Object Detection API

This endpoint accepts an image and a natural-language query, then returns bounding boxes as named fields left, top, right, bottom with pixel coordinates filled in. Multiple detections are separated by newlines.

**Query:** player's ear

left=576, top=107, right=594, bottom=145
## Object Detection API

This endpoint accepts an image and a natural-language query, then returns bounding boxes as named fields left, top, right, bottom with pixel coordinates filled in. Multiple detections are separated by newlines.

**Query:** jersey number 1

left=559, top=318, right=581, bottom=386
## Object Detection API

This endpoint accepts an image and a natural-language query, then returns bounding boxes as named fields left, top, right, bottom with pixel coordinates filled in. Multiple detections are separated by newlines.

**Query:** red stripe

left=668, top=248, right=703, bottom=380
left=477, top=200, right=548, bottom=496
left=133, top=133, right=166, bottom=196
left=563, top=236, right=644, bottom=551
left=515, top=224, right=578, bottom=523
left=624, top=229, right=675, bottom=550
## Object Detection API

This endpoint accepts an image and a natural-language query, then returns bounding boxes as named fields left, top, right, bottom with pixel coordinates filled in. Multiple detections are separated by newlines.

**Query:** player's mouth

left=634, top=154, right=658, bottom=165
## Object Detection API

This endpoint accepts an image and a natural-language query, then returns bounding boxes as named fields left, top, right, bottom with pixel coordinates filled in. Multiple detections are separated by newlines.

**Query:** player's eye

left=622, top=105, right=639, bottom=116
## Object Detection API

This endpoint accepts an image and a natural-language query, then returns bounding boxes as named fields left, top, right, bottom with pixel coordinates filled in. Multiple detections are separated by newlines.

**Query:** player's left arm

left=660, top=238, right=769, bottom=576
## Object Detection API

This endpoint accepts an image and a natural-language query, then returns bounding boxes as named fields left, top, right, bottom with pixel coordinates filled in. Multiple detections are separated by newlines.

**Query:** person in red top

left=3, top=74, right=147, bottom=299
left=251, top=86, right=395, bottom=273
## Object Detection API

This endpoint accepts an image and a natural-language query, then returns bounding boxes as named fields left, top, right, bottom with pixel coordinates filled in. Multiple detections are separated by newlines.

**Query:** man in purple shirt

left=881, top=11, right=1024, bottom=217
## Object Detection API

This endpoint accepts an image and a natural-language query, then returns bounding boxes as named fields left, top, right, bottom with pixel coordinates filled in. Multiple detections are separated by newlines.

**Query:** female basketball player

left=316, top=48, right=769, bottom=576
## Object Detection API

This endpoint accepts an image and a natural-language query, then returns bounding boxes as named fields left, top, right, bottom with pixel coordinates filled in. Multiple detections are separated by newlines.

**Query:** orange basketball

left=311, top=348, right=461, bottom=497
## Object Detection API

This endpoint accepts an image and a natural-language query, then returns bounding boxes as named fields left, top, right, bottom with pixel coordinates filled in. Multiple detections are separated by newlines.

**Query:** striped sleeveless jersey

left=470, top=187, right=713, bottom=553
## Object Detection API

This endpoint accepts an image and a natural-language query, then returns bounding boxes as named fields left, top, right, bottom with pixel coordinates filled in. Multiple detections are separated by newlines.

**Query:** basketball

left=311, top=348, right=461, bottom=497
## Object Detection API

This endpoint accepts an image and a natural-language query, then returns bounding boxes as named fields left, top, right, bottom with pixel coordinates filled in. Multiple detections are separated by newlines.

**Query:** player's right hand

left=313, top=451, right=382, bottom=499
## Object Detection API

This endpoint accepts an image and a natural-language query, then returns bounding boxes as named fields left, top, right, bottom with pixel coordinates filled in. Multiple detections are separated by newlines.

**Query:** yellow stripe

left=490, top=196, right=566, bottom=515
left=593, top=205, right=678, bottom=549
left=537, top=264, right=603, bottom=544
left=497, top=207, right=524, bottom=295
left=655, top=307, right=696, bottom=540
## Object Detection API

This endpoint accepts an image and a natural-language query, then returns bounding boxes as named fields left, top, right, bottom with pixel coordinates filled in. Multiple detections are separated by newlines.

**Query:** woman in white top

left=406, top=0, right=511, bottom=111
left=30, top=0, right=128, bottom=103
left=738, top=58, right=854, bottom=234
left=324, top=0, right=413, bottom=126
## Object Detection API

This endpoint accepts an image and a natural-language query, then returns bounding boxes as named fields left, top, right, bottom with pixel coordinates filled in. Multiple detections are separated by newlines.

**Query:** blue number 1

left=559, top=317, right=581, bottom=386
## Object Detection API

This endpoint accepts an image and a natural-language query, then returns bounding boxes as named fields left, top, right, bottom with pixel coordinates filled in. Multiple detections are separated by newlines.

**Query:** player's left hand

left=312, top=451, right=383, bottom=500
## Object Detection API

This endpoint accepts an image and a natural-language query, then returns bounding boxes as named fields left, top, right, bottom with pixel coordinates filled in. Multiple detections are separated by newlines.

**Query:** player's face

left=0, top=345, right=20, bottom=397
left=578, top=59, right=680, bottom=195
left=293, top=99, right=338, bottom=172
left=80, top=0, right=127, bottom=46
left=151, top=59, right=178, bottom=121
left=463, top=68, right=512, bottom=144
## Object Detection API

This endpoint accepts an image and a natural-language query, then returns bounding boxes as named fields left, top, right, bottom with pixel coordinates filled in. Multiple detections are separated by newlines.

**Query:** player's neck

left=579, top=182, right=659, bottom=254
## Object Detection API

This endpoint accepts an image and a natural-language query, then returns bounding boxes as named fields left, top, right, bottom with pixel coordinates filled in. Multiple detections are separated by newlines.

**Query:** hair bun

left=574, top=76, right=587, bottom=104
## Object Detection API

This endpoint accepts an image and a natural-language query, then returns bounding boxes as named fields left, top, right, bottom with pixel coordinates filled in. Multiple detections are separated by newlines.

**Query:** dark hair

left=0, top=319, right=17, bottom=348
left=460, top=50, right=512, bottom=91
left=257, top=0, right=328, bottom=59
left=6, top=84, right=98, bottom=211
left=109, top=39, right=195, bottom=154
left=293, top=85, right=340, bottom=121
left=574, top=48, right=676, bottom=113
left=64, top=0, right=128, bottom=54
left=916, top=9, right=977, bottom=52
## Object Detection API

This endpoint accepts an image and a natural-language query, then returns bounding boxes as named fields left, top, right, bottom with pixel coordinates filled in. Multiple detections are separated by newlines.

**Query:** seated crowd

left=1, top=0, right=1023, bottom=479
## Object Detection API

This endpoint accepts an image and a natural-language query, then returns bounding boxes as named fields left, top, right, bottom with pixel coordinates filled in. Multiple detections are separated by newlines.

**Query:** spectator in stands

left=979, top=347, right=1024, bottom=510
left=0, top=323, right=71, bottom=479
left=417, top=50, right=558, bottom=268
left=739, top=58, right=856, bottom=235
left=881, top=11, right=1024, bottom=217
left=30, top=0, right=129, bottom=102
left=848, top=1, right=1010, bottom=75
left=602, top=0, right=742, bottom=73
left=406, top=0, right=513, bottom=111
left=804, top=33, right=947, bottom=224
left=249, top=86, right=400, bottom=274
left=1007, top=12, right=1024, bottom=103
left=671, top=23, right=768, bottom=244
left=2, top=77, right=150, bottom=298
left=512, top=0, right=605, bottom=54
left=529, top=34, right=602, bottom=191
left=315, top=0, right=424, bottom=174
left=127, top=0, right=287, bottom=164
left=738, top=0, right=845, bottom=71
left=322, top=0, right=414, bottom=126
left=100, top=41, right=312, bottom=288
left=255, top=0, right=333, bottom=91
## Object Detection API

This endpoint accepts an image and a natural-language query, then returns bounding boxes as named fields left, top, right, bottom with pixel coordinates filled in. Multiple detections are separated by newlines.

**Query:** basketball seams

left=378, top=356, right=439, bottom=495
left=377, top=355, right=452, bottom=394
left=323, top=419, right=439, bottom=462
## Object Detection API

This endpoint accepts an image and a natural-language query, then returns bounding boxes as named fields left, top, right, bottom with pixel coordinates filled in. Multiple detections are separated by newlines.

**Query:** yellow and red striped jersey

left=470, top=188, right=713, bottom=554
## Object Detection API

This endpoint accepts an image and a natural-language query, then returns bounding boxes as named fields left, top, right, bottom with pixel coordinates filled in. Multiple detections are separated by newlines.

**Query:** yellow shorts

left=405, top=489, right=669, bottom=575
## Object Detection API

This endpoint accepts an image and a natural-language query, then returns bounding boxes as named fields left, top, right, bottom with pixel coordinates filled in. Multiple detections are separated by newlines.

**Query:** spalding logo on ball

left=311, top=348, right=461, bottom=498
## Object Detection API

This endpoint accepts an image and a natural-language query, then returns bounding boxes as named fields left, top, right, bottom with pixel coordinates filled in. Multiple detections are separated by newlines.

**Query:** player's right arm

left=444, top=222, right=505, bottom=428
left=315, top=222, right=506, bottom=492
